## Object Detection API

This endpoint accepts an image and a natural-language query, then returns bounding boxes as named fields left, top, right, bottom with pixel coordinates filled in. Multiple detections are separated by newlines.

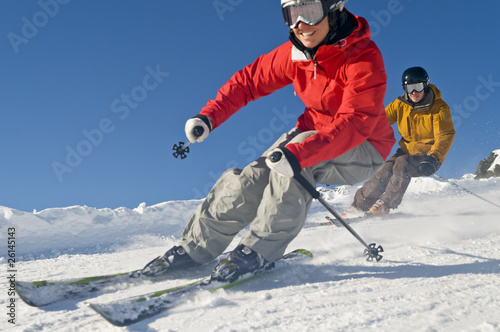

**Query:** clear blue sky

left=1, top=1, right=499, bottom=212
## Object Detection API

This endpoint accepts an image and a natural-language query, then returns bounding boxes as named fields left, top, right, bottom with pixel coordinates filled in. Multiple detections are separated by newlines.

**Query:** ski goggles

left=282, top=0, right=326, bottom=28
left=405, top=82, right=425, bottom=94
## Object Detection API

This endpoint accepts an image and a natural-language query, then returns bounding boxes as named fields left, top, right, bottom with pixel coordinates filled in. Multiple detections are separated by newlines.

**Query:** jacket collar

left=290, top=9, right=359, bottom=61
left=399, top=84, right=441, bottom=111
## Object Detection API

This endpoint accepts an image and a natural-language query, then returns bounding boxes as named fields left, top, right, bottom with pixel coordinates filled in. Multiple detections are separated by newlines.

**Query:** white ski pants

left=180, top=128, right=384, bottom=262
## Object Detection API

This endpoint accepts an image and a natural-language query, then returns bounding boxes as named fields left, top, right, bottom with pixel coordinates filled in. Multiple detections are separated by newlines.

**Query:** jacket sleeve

left=199, top=44, right=293, bottom=129
left=428, top=101, right=455, bottom=163
left=286, top=44, right=390, bottom=169
left=384, top=100, right=399, bottom=126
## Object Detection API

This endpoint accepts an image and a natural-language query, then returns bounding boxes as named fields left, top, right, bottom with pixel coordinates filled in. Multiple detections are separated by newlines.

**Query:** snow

left=488, top=149, right=500, bottom=172
left=1, top=174, right=500, bottom=331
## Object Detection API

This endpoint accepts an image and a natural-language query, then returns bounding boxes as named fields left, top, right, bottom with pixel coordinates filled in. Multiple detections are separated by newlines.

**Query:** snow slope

left=1, top=174, right=500, bottom=331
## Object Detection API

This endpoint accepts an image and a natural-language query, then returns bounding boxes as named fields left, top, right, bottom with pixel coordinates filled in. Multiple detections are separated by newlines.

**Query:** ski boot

left=210, top=244, right=274, bottom=283
left=367, top=199, right=390, bottom=217
left=340, top=205, right=365, bottom=219
left=140, top=245, right=197, bottom=277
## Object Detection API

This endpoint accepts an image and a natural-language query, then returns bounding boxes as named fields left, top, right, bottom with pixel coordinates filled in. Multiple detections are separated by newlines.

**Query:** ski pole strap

left=294, top=173, right=320, bottom=199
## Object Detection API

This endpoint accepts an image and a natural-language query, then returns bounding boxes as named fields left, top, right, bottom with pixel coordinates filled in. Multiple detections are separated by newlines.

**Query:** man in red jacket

left=143, top=0, right=395, bottom=282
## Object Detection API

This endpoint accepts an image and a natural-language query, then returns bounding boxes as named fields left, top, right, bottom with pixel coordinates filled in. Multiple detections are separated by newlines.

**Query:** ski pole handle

left=192, top=126, right=204, bottom=139
left=269, top=151, right=282, bottom=163
left=177, top=125, right=203, bottom=154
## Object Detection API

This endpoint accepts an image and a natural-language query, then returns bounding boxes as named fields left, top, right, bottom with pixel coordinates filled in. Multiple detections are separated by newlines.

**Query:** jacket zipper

left=406, top=116, right=412, bottom=139
left=310, top=38, right=346, bottom=81
left=314, top=59, right=317, bottom=80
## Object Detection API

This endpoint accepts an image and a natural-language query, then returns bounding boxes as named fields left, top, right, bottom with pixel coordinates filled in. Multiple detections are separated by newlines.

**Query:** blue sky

left=1, top=0, right=499, bottom=212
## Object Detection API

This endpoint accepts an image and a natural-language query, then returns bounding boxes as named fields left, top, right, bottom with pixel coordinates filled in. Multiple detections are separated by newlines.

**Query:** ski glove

left=418, top=155, right=438, bottom=177
left=265, top=147, right=301, bottom=178
left=185, top=115, right=212, bottom=143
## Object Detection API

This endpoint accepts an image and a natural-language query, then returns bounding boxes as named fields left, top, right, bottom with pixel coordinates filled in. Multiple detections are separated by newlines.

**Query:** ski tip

left=16, top=293, right=41, bottom=307
left=15, top=281, right=50, bottom=307
left=86, top=302, right=130, bottom=327
left=292, top=248, right=313, bottom=258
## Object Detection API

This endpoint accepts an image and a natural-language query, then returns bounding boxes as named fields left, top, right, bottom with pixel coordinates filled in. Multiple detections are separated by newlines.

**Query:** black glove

left=418, top=155, right=438, bottom=176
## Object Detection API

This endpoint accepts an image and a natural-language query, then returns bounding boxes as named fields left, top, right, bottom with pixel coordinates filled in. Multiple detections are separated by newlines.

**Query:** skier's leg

left=241, top=139, right=384, bottom=262
left=380, top=154, right=423, bottom=209
left=180, top=161, right=268, bottom=263
left=314, top=140, right=386, bottom=186
left=240, top=165, right=314, bottom=262
left=350, top=150, right=403, bottom=211
left=180, top=129, right=303, bottom=263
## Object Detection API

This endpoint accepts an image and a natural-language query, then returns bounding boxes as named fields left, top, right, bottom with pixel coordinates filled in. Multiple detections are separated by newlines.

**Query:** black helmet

left=402, top=66, right=429, bottom=91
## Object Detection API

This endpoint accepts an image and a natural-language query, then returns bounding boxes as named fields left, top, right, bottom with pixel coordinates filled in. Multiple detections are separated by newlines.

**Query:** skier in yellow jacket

left=343, top=66, right=455, bottom=217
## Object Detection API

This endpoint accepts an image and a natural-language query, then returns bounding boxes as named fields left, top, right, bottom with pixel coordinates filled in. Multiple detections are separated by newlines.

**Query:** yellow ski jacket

left=385, top=84, right=455, bottom=164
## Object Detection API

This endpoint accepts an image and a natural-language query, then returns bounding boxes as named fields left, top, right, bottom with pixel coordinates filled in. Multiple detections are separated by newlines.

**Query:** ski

left=16, top=259, right=221, bottom=307
left=324, top=215, right=367, bottom=227
left=16, top=270, right=137, bottom=307
left=322, top=212, right=417, bottom=227
left=86, top=248, right=313, bottom=327
left=307, top=212, right=412, bottom=229
left=304, top=215, right=366, bottom=228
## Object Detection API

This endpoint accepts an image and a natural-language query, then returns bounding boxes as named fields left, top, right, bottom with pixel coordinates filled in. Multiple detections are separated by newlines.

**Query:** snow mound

left=488, top=149, right=500, bottom=172
left=2, top=175, right=498, bottom=261
left=0, top=200, right=201, bottom=260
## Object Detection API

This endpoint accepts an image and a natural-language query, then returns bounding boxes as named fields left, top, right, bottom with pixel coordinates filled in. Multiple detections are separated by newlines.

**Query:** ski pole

left=293, top=171, right=383, bottom=262
left=432, top=174, right=500, bottom=210
left=172, top=126, right=204, bottom=159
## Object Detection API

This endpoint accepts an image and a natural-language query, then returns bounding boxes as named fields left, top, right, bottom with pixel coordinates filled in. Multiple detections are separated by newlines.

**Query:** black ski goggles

left=282, top=0, right=326, bottom=28
left=405, top=82, right=426, bottom=94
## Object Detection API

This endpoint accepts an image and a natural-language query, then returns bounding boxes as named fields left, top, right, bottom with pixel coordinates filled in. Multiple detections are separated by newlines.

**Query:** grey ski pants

left=180, top=128, right=384, bottom=263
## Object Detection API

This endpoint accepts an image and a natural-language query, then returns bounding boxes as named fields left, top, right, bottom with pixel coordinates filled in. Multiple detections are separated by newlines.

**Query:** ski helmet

left=281, top=0, right=347, bottom=28
left=402, top=66, right=429, bottom=93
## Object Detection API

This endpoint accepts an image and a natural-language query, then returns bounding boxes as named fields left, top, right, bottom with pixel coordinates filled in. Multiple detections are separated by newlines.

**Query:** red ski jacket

left=200, top=14, right=395, bottom=169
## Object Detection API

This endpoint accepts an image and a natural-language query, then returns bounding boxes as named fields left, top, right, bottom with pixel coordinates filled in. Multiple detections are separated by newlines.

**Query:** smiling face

left=408, top=90, right=425, bottom=103
left=292, top=16, right=330, bottom=49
